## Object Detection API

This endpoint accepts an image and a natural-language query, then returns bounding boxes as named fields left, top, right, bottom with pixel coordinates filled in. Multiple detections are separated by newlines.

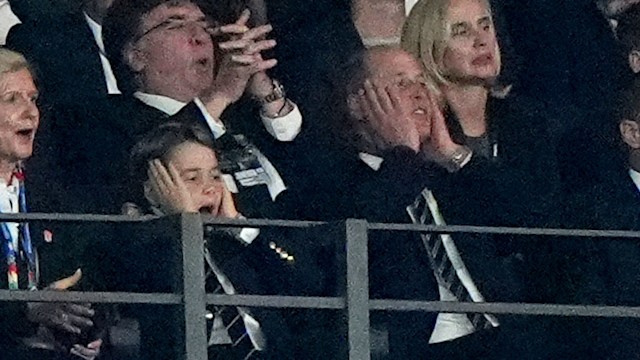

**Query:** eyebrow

left=450, top=22, right=469, bottom=32
left=478, top=16, right=492, bottom=25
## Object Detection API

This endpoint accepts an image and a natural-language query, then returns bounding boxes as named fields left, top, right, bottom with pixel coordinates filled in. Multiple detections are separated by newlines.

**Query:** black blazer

left=553, top=169, right=640, bottom=360
left=7, top=10, right=109, bottom=107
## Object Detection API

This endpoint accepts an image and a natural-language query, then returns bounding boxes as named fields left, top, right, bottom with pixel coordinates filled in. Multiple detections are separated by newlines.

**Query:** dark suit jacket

left=7, top=10, right=108, bottom=107
left=86, top=211, right=341, bottom=360
left=0, top=175, right=96, bottom=358
left=350, top=96, right=563, bottom=358
left=556, top=169, right=640, bottom=360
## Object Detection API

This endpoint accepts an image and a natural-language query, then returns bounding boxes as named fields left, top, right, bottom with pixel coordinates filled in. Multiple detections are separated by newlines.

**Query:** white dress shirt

left=84, top=12, right=121, bottom=95
left=0, top=0, right=20, bottom=46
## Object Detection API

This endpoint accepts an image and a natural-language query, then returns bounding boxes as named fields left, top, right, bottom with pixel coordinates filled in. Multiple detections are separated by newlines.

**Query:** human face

left=366, top=48, right=435, bottom=138
left=165, top=141, right=224, bottom=213
left=131, top=2, right=215, bottom=102
left=440, top=0, right=501, bottom=84
left=0, top=69, right=39, bottom=164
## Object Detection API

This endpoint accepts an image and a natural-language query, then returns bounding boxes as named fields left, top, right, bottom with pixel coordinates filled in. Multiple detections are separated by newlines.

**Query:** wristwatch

left=261, top=79, right=286, bottom=104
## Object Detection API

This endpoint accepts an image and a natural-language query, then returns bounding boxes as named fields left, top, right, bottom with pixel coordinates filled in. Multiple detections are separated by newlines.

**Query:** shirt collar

left=84, top=12, right=106, bottom=54
left=629, top=168, right=640, bottom=193
left=134, top=92, right=187, bottom=115
left=359, top=152, right=384, bottom=171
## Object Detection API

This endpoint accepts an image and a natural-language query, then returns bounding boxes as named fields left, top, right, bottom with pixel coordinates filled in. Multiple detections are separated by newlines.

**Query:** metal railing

left=1, top=213, right=640, bottom=360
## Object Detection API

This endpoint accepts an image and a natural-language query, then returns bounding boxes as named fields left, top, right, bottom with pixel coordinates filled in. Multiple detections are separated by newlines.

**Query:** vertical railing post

left=178, top=213, right=208, bottom=360
left=344, top=219, right=371, bottom=360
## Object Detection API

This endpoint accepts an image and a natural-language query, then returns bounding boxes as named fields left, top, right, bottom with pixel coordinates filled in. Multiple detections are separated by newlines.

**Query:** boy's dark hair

left=129, top=121, right=216, bottom=192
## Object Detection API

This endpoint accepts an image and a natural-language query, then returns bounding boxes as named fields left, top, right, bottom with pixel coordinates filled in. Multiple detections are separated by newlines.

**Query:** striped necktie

left=406, top=188, right=499, bottom=330
left=204, top=247, right=264, bottom=360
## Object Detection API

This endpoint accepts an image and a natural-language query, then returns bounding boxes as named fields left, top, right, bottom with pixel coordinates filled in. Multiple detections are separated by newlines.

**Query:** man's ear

left=629, top=50, right=640, bottom=74
left=143, top=181, right=158, bottom=207
left=124, top=42, right=146, bottom=73
left=347, top=93, right=364, bottom=120
left=620, top=119, right=640, bottom=149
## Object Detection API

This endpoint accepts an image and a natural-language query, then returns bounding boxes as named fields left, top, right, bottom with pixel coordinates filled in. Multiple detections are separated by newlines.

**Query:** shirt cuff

left=260, top=100, right=302, bottom=142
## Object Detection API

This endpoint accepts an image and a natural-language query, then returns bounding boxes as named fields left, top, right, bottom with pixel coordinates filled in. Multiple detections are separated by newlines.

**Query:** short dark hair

left=617, top=3, right=640, bottom=54
left=129, top=121, right=216, bottom=192
left=103, top=0, right=237, bottom=94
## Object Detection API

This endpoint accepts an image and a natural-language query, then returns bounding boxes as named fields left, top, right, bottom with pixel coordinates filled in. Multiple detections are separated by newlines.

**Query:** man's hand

left=203, top=9, right=277, bottom=118
left=147, top=159, right=198, bottom=213
left=419, top=91, right=471, bottom=170
left=353, top=79, right=422, bottom=152
left=26, top=270, right=95, bottom=335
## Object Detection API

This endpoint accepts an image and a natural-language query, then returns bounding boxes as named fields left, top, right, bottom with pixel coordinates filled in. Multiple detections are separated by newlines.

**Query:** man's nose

left=187, top=22, right=210, bottom=45
left=473, top=28, right=490, bottom=48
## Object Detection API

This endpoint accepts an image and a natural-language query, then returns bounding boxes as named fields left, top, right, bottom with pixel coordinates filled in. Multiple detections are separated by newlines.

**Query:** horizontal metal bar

left=0, top=213, right=158, bottom=223
left=0, top=213, right=637, bottom=240
left=206, top=294, right=345, bottom=309
left=3, top=291, right=640, bottom=320
left=0, top=290, right=182, bottom=304
left=366, top=223, right=640, bottom=239
left=201, top=216, right=324, bottom=228
left=369, top=300, right=640, bottom=318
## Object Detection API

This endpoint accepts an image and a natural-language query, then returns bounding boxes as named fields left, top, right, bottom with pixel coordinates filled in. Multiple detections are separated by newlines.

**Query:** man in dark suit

left=341, top=45, right=567, bottom=359
left=560, top=83, right=640, bottom=360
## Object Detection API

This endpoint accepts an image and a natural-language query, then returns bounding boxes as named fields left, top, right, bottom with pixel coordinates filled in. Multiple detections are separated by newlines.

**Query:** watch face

left=264, top=80, right=285, bottom=103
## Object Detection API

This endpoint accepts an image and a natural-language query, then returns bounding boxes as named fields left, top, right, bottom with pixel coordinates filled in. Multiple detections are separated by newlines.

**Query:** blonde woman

left=401, top=1, right=564, bottom=358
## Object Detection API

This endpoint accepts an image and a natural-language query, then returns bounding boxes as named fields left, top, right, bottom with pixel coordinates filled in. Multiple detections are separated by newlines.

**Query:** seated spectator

left=401, top=0, right=559, bottom=269
left=341, top=42, right=564, bottom=359
left=560, top=82, right=640, bottom=360
left=0, top=47, right=101, bottom=360
left=41, top=0, right=302, bottom=217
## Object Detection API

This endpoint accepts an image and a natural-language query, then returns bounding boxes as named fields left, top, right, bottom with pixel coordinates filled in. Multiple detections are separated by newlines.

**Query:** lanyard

left=3, top=165, right=37, bottom=290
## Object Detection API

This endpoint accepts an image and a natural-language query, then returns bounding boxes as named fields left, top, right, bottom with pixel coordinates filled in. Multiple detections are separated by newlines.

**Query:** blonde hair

left=0, top=48, right=30, bottom=76
left=401, top=0, right=493, bottom=87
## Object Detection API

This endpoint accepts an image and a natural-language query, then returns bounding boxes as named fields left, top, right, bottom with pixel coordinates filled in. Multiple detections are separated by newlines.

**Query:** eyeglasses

left=136, top=18, right=218, bottom=41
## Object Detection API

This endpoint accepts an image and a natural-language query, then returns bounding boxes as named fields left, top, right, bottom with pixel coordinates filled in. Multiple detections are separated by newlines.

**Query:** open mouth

left=16, top=129, right=34, bottom=138
left=199, top=205, right=216, bottom=214
left=472, top=54, right=493, bottom=66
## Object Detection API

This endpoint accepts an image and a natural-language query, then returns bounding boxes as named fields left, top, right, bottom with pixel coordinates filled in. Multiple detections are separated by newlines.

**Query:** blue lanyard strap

left=2, top=165, right=37, bottom=290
